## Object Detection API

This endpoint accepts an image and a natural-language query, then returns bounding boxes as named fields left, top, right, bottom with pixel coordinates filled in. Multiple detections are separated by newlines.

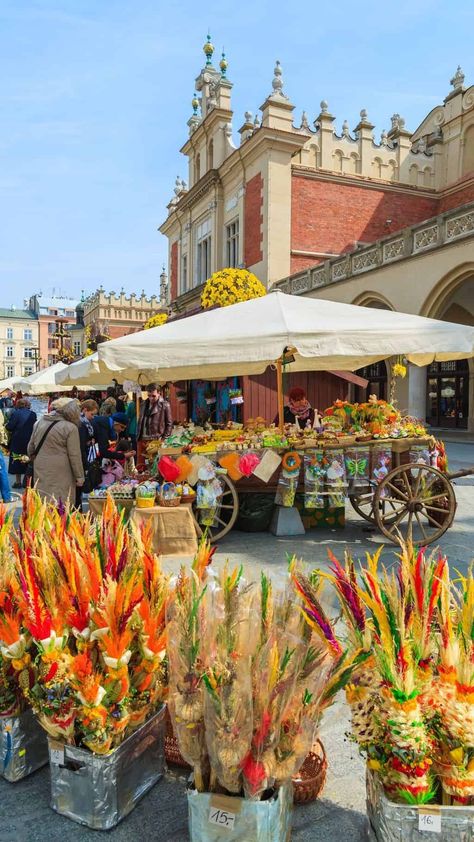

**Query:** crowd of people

left=0, top=383, right=173, bottom=508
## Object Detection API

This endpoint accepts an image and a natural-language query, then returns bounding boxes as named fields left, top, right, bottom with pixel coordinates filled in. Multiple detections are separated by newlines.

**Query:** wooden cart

left=152, top=437, right=459, bottom=546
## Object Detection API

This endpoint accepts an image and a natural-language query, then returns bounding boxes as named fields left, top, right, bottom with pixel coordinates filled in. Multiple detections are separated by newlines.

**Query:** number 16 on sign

left=418, top=811, right=441, bottom=833
left=209, top=807, right=236, bottom=831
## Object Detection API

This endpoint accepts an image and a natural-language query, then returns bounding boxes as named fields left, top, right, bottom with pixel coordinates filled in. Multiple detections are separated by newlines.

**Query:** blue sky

left=1, top=0, right=473, bottom=306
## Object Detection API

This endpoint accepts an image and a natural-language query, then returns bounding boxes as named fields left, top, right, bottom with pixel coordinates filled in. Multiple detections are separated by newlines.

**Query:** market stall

left=64, top=291, right=474, bottom=543
left=9, top=360, right=110, bottom=395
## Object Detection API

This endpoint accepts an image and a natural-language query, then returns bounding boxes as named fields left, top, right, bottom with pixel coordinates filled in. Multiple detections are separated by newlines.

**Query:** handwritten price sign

left=208, top=806, right=237, bottom=831
left=418, top=810, right=441, bottom=833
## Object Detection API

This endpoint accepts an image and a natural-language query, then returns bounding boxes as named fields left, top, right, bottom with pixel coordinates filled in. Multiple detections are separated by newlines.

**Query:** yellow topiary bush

left=201, top=268, right=266, bottom=309
left=144, top=312, right=169, bottom=330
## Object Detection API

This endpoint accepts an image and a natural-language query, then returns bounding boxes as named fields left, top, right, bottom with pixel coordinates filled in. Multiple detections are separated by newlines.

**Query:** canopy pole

left=277, top=358, right=284, bottom=432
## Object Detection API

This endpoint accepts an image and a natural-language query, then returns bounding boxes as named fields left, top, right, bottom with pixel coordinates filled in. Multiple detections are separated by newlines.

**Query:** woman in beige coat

left=27, top=397, right=84, bottom=504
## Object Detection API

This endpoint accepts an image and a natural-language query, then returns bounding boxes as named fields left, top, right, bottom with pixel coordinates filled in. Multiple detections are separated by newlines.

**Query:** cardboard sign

left=208, top=794, right=242, bottom=832
left=418, top=807, right=441, bottom=833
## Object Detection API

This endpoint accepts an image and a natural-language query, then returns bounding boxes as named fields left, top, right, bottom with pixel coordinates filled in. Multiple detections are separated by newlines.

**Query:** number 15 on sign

left=418, top=811, right=441, bottom=833
left=209, top=807, right=236, bottom=831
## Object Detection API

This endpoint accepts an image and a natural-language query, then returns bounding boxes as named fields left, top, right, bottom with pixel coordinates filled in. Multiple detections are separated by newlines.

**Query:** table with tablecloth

left=87, top=498, right=198, bottom=556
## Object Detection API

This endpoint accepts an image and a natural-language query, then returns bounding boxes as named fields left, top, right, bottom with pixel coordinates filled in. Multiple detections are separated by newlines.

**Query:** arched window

left=349, top=152, right=360, bottom=174
left=372, top=157, right=383, bottom=178
left=333, top=150, right=343, bottom=173
left=423, top=166, right=432, bottom=187
left=207, top=140, right=214, bottom=170
left=409, top=163, right=419, bottom=186
left=388, top=159, right=398, bottom=182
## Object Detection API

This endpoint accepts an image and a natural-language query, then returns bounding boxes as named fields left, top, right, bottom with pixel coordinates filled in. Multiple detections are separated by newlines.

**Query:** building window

left=48, top=355, right=54, bottom=365
left=6, top=327, right=13, bottom=340
left=23, top=347, right=34, bottom=359
left=48, top=309, right=58, bottom=316
left=226, top=219, right=240, bottom=268
left=181, top=254, right=188, bottom=294
left=195, top=153, right=201, bottom=183
left=48, top=322, right=55, bottom=334
left=23, top=366, right=34, bottom=376
left=6, top=365, right=14, bottom=377
left=48, top=338, right=58, bottom=350
left=73, top=341, right=81, bottom=356
left=196, top=218, right=212, bottom=286
left=23, top=328, right=33, bottom=341
left=65, top=310, right=75, bottom=317
left=6, top=346, right=14, bottom=358
left=208, top=140, right=214, bottom=170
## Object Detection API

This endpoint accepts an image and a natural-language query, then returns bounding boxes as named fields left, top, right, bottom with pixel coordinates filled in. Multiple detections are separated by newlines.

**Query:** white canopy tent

left=11, top=361, right=109, bottom=395
left=54, top=353, right=108, bottom=387
left=95, top=291, right=474, bottom=382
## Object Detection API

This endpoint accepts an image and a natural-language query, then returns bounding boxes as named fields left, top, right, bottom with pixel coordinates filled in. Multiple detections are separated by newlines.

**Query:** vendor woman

left=281, top=386, right=317, bottom=428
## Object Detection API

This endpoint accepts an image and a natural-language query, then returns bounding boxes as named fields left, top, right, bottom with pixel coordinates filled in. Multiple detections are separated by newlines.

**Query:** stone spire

left=269, top=60, right=289, bottom=100
left=450, top=65, right=465, bottom=91
left=160, top=265, right=168, bottom=305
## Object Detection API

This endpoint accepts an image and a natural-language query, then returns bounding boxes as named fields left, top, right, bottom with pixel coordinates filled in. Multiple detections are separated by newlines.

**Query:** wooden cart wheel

left=373, top=463, right=456, bottom=546
left=349, top=490, right=400, bottom=525
left=192, top=474, right=239, bottom=543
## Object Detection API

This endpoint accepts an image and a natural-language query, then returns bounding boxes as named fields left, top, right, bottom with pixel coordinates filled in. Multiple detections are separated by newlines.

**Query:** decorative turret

left=219, top=50, right=228, bottom=78
left=450, top=65, right=465, bottom=91
left=260, top=60, right=294, bottom=130
left=203, top=33, right=214, bottom=66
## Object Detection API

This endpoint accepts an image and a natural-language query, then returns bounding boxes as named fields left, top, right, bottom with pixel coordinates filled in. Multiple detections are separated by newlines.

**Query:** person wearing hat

left=27, top=397, right=84, bottom=504
left=105, top=413, right=135, bottom=464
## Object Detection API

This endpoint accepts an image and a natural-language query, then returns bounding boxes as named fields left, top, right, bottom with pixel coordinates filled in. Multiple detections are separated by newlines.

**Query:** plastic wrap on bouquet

left=371, top=445, right=392, bottom=498
left=325, top=449, right=346, bottom=507
left=1, top=708, right=48, bottom=782
left=187, top=781, right=293, bottom=842
left=367, top=769, right=474, bottom=841
left=49, top=706, right=165, bottom=829
left=344, top=446, right=370, bottom=494
left=409, top=444, right=431, bottom=466
left=304, top=452, right=325, bottom=509
left=275, top=452, right=301, bottom=508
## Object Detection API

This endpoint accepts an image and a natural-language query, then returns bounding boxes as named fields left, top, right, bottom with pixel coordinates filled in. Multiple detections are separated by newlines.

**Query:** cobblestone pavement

left=2, top=443, right=474, bottom=841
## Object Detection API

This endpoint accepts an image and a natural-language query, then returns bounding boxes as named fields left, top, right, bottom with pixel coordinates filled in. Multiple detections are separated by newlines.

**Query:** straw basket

left=158, top=496, right=181, bottom=508
left=180, top=494, right=196, bottom=504
left=292, top=740, right=327, bottom=804
left=164, top=709, right=191, bottom=769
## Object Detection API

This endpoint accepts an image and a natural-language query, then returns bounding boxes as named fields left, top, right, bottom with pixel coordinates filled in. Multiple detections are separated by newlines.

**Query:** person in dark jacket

left=137, top=383, right=173, bottom=442
left=92, top=412, right=116, bottom=459
left=6, top=398, right=37, bottom=487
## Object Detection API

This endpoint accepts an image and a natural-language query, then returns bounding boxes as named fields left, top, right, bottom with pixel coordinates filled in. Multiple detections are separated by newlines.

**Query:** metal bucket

left=187, top=781, right=293, bottom=842
left=0, top=708, right=49, bottom=782
left=49, top=705, right=166, bottom=829
left=367, top=768, right=474, bottom=841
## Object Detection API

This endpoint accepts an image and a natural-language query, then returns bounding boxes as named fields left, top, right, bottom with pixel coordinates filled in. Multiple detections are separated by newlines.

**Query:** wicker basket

left=292, top=740, right=327, bottom=804
left=180, top=494, right=196, bottom=504
left=164, top=710, right=191, bottom=769
left=158, top=496, right=181, bottom=508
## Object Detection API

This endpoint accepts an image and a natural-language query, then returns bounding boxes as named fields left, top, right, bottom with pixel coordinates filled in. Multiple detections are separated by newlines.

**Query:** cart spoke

left=406, top=510, right=414, bottom=541
left=386, top=482, right=408, bottom=502
left=401, top=470, right=413, bottom=500
left=415, top=511, right=428, bottom=541
left=422, top=492, right=450, bottom=504
left=423, top=504, right=448, bottom=514
left=423, top=511, right=444, bottom=529
left=383, top=507, right=407, bottom=534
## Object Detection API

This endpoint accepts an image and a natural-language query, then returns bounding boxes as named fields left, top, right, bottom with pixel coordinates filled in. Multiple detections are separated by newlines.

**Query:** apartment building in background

left=28, top=294, right=79, bottom=367
left=0, top=306, right=39, bottom=380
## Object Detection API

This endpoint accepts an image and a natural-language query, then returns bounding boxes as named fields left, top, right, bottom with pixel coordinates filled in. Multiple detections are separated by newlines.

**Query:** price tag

left=208, top=794, right=241, bottom=832
left=49, top=741, right=64, bottom=766
left=208, top=806, right=236, bottom=831
left=418, top=809, right=441, bottom=833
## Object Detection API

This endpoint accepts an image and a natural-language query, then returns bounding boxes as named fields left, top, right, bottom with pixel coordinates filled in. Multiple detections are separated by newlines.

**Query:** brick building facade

left=160, top=42, right=474, bottom=426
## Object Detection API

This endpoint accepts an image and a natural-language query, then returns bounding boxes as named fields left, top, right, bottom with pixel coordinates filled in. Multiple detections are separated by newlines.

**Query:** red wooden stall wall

left=242, top=369, right=347, bottom=424
left=166, top=371, right=347, bottom=426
